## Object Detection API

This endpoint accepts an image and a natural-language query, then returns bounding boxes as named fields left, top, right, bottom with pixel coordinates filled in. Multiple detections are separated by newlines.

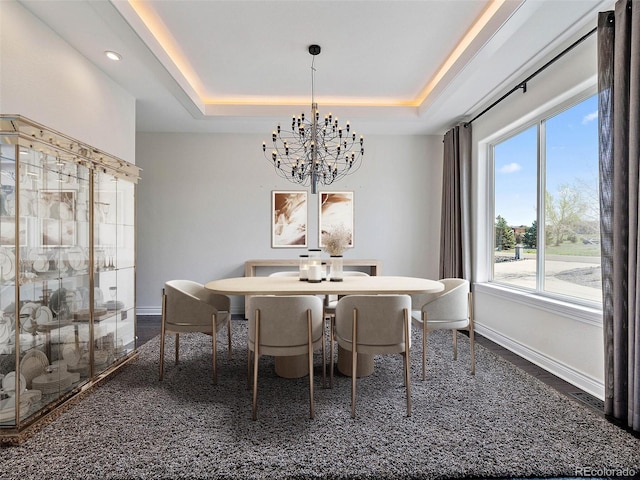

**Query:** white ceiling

left=18, top=0, right=612, bottom=135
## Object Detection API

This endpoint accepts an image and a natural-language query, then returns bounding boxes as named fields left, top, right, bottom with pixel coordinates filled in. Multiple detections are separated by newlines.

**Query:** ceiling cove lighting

left=104, top=50, right=122, bottom=61
left=262, top=45, right=364, bottom=194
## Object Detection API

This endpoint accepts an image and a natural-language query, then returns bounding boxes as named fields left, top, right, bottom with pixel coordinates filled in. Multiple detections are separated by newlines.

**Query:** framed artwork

left=272, top=191, right=307, bottom=248
left=319, top=191, right=354, bottom=249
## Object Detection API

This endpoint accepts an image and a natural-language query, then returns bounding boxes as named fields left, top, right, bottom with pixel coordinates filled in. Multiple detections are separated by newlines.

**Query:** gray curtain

left=598, top=0, right=640, bottom=432
left=440, top=123, right=472, bottom=279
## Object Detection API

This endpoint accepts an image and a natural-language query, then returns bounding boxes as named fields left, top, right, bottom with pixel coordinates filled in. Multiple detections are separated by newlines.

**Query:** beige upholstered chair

left=160, top=280, right=231, bottom=384
left=247, top=295, right=325, bottom=420
left=334, top=294, right=412, bottom=418
left=411, top=278, right=475, bottom=381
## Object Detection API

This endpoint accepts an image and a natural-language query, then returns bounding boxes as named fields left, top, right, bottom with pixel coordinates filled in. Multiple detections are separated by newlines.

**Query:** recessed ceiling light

left=104, top=50, right=122, bottom=61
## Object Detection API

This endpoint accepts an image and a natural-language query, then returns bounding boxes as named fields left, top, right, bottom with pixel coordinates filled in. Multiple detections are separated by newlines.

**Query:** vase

left=329, top=255, right=343, bottom=282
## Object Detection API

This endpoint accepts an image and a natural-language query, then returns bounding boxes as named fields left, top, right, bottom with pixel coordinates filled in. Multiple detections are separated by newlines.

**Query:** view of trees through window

left=493, top=94, right=601, bottom=304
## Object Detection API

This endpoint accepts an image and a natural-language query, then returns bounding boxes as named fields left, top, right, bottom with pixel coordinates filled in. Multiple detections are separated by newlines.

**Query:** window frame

left=485, top=84, right=602, bottom=314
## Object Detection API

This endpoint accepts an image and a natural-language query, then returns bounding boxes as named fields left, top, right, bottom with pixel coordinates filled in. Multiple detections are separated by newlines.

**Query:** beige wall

left=0, top=0, right=136, bottom=162
left=471, top=32, right=604, bottom=398
left=135, top=133, right=444, bottom=313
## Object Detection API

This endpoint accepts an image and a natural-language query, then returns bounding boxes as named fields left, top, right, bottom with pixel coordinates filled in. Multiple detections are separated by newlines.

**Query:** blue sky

left=494, top=94, right=599, bottom=227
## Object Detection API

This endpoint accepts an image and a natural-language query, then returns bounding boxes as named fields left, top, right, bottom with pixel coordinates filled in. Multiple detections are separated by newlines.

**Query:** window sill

left=474, top=282, right=603, bottom=327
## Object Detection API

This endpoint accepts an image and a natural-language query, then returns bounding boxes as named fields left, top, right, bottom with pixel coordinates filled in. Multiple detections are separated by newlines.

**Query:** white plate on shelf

left=0, top=321, right=12, bottom=344
left=19, top=302, right=39, bottom=332
left=34, top=306, right=53, bottom=325
left=2, top=371, right=26, bottom=394
left=0, top=248, right=15, bottom=281
left=0, top=396, right=31, bottom=422
left=20, top=302, right=38, bottom=317
left=20, top=349, right=49, bottom=389
left=66, top=247, right=86, bottom=271
left=32, top=255, right=49, bottom=273
left=62, top=344, right=80, bottom=367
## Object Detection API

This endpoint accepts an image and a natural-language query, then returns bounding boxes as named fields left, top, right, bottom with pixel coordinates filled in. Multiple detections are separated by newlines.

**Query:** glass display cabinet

left=0, top=115, right=140, bottom=443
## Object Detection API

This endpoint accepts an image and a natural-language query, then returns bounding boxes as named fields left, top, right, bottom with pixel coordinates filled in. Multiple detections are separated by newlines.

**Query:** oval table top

left=205, top=275, right=444, bottom=296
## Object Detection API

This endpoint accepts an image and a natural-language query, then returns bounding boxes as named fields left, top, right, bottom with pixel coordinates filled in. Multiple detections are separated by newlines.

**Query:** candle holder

left=298, top=254, right=309, bottom=281
left=329, top=255, right=343, bottom=281
left=307, top=249, right=322, bottom=283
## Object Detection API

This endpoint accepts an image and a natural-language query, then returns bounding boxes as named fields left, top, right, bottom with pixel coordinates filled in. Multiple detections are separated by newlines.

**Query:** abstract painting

left=272, top=191, right=307, bottom=248
left=319, top=191, right=354, bottom=249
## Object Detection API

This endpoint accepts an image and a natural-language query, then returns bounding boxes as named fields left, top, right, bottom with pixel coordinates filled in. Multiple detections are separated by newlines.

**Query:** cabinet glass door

left=94, top=173, right=135, bottom=375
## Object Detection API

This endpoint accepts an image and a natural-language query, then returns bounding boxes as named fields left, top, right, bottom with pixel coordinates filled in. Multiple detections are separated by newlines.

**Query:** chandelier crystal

left=262, top=45, right=364, bottom=194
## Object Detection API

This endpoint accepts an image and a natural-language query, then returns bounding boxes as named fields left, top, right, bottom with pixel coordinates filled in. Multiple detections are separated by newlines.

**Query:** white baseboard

left=475, top=322, right=605, bottom=400
left=136, top=306, right=161, bottom=316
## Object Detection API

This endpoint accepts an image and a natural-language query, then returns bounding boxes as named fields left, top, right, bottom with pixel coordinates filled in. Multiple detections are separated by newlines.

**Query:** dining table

left=205, top=275, right=444, bottom=378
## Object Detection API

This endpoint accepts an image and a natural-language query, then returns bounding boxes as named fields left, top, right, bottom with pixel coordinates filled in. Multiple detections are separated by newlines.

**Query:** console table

left=244, top=259, right=381, bottom=277
left=243, top=259, right=381, bottom=320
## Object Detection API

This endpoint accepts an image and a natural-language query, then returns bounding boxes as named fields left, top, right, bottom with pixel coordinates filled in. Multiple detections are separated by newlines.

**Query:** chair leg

left=252, top=312, right=260, bottom=421
left=453, top=329, right=458, bottom=360
left=321, top=319, right=326, bottom=390
left=469, top=292, right=476, bottom=375
left=470, top=325, right=476, bottom=375
left=212, top=314, right=218, bottom=385
left=175, top=333, right=180, bottom=364
left=227, top=314, right=233, bottom=360
left=421, top=312, right=427, bottom=381
left=159, top=291, right=166, bottom=381
left=329, top=316, right=335, bottom=389
left=351, top=308, right=357, bottom=419
left=307, top=310, right=315, bottom=419
left=247, top=340, right=252, bottom=390
left=404, top=309, right=412, bottom=417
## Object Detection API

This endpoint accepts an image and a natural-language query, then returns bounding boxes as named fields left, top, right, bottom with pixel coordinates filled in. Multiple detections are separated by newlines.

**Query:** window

left=492, top=94, right=601, bottom=305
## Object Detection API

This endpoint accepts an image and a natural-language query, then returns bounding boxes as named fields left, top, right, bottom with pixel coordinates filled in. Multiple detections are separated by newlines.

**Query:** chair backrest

left=164, top=280, right=230, bottom=328
left=248, top=295, right=324, bottom=348
left=342, top=271, right=369, bottom=277
left=422, top=278, right=469, bottom=321
left=268, top=271, right=300, bottom=277
left=335, top=295, right=411, bottom=348
left=166, top=279, right=204, bottom=297
left=326, top=271, right=370, bottom=303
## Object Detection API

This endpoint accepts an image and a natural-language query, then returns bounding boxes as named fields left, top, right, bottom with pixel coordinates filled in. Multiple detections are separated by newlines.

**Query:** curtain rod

left=465, top=25, right=597, bottom=126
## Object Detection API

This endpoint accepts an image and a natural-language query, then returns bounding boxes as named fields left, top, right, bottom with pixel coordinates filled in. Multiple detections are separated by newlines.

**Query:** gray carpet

left=1, top=320, right=639, bottom=480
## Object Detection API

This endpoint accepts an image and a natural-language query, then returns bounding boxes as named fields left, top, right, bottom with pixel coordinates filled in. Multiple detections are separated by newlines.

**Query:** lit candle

left=308, top=264, right=321, bottom=283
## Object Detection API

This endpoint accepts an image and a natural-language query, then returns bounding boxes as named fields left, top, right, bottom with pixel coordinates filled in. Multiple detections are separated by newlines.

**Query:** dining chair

left=247, top=295, right=325, bottom=420
left=324, top=270, right=369, bottom=387
left=160, top=280, right=231, bottom=384
left=333, top=294, right=412, bottom=418
left=411, top=278, right=475, bottom=381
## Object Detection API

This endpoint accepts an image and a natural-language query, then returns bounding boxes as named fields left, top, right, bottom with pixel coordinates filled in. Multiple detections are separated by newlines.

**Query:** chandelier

left=262, top=45, right=364, bottom=194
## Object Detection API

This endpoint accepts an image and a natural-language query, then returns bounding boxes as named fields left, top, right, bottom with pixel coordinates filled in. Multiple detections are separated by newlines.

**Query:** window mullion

left=537, top=120, right=546, bottom=293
